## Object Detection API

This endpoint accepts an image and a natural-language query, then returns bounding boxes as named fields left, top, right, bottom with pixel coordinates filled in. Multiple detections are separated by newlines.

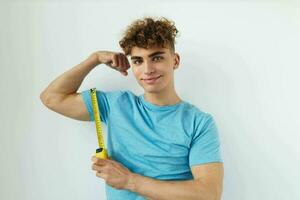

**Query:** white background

left=1, top=1, right=299, bottom=200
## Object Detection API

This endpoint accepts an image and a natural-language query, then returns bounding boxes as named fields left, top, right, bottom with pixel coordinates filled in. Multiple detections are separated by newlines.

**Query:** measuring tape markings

left=90, top=88, right=108, bottom=159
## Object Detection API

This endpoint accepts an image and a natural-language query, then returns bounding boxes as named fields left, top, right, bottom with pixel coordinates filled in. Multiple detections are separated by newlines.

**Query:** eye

left=132, top=59, right=142, bottom=65
left=153, top=56, right=163, bottom=61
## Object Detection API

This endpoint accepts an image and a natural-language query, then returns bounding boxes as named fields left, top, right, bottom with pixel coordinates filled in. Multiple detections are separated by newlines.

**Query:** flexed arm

left=40, top=51, right=130, bottom=121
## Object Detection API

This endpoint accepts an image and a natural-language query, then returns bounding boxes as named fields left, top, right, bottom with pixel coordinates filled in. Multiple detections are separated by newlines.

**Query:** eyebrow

left=130, top=51, right=165, bottom=60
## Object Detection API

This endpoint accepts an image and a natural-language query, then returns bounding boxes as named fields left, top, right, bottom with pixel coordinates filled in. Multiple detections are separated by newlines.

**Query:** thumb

left=105, top=60, right=116, bottom=67
left=121, top=71, right=128, bottom=76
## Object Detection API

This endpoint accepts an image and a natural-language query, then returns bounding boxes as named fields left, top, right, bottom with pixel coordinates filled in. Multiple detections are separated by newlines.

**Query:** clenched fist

left=93, top=51, right=130, bottom=76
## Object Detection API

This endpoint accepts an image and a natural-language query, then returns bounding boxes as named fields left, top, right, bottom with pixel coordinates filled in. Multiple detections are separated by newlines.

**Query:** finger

left=121, top=55, right=130, bottom=73
left=117, top=53, right=123, bottom=68
left=104, top=159, right=121, bottom=168
left=124, top=56, right=130, bottom=69
left=91, top=156, right=98, bottom=162
left=116, top=53, right=122, bottom=68
left=91, top=156, right=108, bottom=165
left=119, top=57, right=127, bottom=75
left=121, top=71, right=128, bottom=76
left=111, top=54, right=118, bottom=67
left=111, top=160, right=126, bottom=169
left=121, top=54, right=128, bottom=68
left=91, top=163, right=102, bottom=171
left=96, top=171, right=107, bottom=180
left=119, top=54, right=127, bottom=74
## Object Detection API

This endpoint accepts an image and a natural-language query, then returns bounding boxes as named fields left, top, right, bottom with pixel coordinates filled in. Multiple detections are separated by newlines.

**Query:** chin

left=143, top=86, right=165, bottom=94
left=139, top=81, right=168, bottom=94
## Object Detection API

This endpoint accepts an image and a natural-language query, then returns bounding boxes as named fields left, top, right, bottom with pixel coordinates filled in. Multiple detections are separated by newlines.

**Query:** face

left=129, top=46, right=180, bottom=94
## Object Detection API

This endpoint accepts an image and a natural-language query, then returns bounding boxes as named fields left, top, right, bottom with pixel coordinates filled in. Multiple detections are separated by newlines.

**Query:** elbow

left=204, top=187, right=222, bottom=200
left=40, top=91, right=58, bottom=108
left=209, top=194, right=221, bottom=200
left=196, top=193, right=220, bottom=200
left=209, top=189, right=222, bottom=200
left=40, top=91, right=49, bottom=106
left=194, top=180, right=222, bottom=200
left=198, top=193, right=220, bottom=200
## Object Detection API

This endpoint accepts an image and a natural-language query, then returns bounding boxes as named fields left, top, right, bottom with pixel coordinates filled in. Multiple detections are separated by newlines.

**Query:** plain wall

left=1, top=1, right=299, bottom=199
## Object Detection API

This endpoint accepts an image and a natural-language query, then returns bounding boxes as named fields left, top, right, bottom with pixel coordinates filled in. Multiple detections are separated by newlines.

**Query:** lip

left=142, top=75, right=162, bottom=84
left=142, top=75, right=162, bottom=80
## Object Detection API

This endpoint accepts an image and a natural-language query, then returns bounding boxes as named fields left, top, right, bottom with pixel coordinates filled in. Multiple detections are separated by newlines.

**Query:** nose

left=144, top=61, right=155, bottom=75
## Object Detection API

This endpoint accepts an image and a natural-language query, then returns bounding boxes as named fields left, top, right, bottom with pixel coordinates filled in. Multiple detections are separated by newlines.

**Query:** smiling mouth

left=141, top=75, right=162, bottom=80
left=142, top=75, right=162, bottom=84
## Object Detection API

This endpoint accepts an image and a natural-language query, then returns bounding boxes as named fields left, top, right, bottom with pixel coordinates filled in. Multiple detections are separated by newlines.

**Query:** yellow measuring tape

left=90, top=88, right=108, bottom=159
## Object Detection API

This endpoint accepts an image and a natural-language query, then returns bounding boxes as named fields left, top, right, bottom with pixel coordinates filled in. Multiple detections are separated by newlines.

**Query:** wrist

left=89, top=52, right=102, bottom=66
left=126, top=173, right=140, bottom=192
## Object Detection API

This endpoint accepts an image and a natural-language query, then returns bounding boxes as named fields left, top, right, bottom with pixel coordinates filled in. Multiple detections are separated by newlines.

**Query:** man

left=40, top=16, right=224, bottom=200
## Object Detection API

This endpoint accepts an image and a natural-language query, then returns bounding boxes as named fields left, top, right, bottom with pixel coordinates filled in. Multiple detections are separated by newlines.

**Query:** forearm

left=128, top=174, right=217, bottom=200
left=41, top=53, right=99, bottom=96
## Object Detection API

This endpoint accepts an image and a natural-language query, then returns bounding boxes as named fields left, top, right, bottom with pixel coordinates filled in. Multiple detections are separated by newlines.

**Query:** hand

left=91, top=156, right=136, bottom=190
left=93, top=51, right=130, bottom=76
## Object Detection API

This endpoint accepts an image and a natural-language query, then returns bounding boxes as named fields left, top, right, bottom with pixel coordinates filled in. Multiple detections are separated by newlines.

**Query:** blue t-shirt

left=81, top=89, right=223, bottom=200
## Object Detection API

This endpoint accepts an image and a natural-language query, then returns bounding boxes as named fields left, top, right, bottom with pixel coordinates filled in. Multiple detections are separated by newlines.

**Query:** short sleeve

left=80, top=89, right=124, bottom=124
left=189, top=114, right=223, bottom=167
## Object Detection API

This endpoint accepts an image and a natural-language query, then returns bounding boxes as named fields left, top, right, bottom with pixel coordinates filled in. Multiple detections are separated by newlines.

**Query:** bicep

left=45, top=93, right=90, bottom=121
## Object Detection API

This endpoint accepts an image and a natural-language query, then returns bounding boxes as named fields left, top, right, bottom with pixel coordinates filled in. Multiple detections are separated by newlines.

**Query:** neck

left=143, top=90, right=182, bottom=106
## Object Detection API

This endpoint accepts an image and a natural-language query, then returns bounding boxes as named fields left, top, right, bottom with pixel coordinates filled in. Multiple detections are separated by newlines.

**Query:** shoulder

left=181, top=101, right=216, bottom=133
left=106, top=90, right=138, bottom=105
left=114, top=90, right=137, bottom=99
left=96, top=89, right=139, bottom=104
left=98, top=89, right=133, bottom=99
left=182, top=101, right=213, bottom=121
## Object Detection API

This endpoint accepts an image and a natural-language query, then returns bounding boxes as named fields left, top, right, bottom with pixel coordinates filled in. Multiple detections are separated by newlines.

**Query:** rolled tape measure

left=90, top=88, right=108, bottom=159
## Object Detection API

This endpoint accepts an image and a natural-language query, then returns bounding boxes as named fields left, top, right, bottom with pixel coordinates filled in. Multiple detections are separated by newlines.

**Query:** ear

left=173, top=53, right=180, bottom=69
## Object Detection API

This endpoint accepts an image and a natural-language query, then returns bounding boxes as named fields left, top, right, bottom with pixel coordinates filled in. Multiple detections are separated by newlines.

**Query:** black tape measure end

left=96, top=148, right=103, bottom=153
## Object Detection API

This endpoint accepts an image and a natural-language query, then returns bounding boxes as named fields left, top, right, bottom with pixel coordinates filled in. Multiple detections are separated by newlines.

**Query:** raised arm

left=40, top=51, right=130, bottom=121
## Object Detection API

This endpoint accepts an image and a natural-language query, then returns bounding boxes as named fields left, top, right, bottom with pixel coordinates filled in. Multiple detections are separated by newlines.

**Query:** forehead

left=130, top=46, right=171, bottom=58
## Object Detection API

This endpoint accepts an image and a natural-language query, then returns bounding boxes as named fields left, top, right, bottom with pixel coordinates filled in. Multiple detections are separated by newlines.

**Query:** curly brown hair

left=119, top=16, right=179, bottom=56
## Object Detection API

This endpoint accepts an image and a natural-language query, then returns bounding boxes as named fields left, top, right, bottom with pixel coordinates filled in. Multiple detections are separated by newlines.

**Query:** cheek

left=132, top=68, right=142, bottom=75
left=132, top=69, right=142, bottom=80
